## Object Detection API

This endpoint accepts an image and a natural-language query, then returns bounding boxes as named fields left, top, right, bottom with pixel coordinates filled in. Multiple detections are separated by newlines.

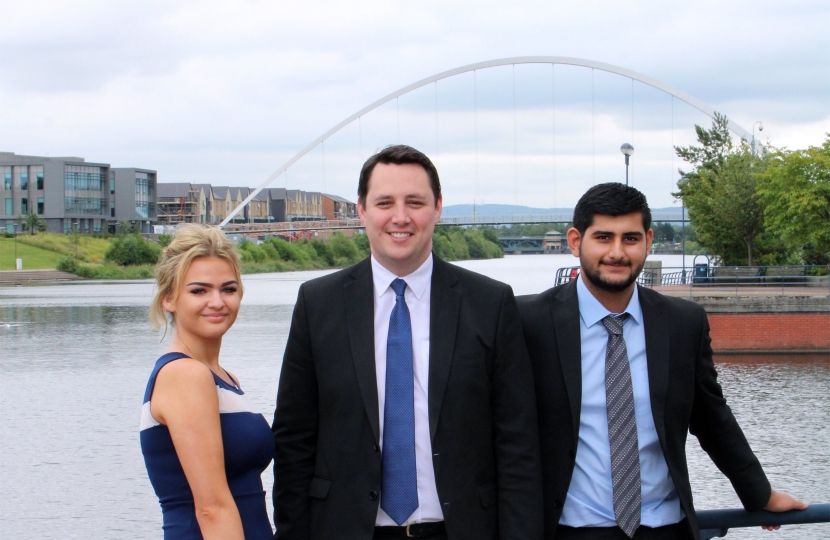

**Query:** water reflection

left=1, top=258, right=827, bottom=539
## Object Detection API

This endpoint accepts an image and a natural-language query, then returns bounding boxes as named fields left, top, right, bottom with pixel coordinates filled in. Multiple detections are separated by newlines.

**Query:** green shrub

left=238, top=249, right=254, bottom=263
left=309, top=240, right=335, bottom=265
left=246, top=243, right=268, bottom=263
left=104, top=234, right=161, bottom=266
left=329, top=233, right=361, bottom=265
left=261, top=242, right=279, bottom=261
left=353, top=233, right=371, bottom=257
left=464, top=229, right=503, bottom=259
left=431, top=233, right=456, bottom=261
left=267, top=237, right=311, bottom=264
left=57, top=256, right=79, bottom=273
left=158, top=234, right=173, bottom=248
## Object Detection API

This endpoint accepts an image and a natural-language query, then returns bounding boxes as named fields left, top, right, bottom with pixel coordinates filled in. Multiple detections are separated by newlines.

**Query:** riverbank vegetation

left=29, top=225, right=504, bottom=279
left=675, top=114, right=829, bottom=267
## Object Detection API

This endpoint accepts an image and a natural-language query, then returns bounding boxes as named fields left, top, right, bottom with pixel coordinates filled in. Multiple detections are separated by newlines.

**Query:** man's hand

left=761, top=490, right=809, bottom=531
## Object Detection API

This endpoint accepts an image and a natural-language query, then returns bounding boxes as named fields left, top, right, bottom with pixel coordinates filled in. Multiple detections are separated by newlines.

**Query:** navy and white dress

left=140, top=352, right=274, bottom=539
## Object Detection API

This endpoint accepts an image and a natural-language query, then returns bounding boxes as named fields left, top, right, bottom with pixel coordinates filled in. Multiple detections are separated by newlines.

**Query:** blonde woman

left=140, top=225, right=273, bottom=539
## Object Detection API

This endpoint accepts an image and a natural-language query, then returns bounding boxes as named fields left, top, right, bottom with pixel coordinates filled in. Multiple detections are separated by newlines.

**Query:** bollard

left=16, top=258, right=22, bottom=270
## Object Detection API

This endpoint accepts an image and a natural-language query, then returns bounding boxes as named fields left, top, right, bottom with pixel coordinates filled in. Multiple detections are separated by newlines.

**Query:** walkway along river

left=1, top=255, right=827, bottom=539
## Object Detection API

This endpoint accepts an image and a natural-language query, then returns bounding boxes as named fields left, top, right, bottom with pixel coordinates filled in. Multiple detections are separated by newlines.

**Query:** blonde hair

left=150, top=224, right=244, bottom=332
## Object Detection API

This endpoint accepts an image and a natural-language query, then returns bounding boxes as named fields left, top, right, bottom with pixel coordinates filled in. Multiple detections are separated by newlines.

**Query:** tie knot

left=390, top=278, right=407, bottom=297
left=602, top=314, right=628, bottom=336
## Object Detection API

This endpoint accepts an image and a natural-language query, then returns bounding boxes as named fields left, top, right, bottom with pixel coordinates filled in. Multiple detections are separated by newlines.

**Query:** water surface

left=1, top=255, right=827, bottom=539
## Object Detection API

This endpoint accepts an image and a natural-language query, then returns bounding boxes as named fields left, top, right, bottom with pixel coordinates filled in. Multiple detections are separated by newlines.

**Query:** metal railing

left=556, top=266, right=830, bottom=290
left=697, top=503, right=829, bottom=539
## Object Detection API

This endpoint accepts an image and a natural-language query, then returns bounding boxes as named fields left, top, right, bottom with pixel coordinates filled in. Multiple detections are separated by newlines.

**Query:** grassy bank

left=0, top=237, right=66, bottom=270
left=16, top=233, right=112, bottom=263
left=6, top=228, right=505, bottom=279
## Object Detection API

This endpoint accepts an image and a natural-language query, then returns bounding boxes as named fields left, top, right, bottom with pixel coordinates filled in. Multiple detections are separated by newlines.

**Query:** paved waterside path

left=0, top=269, right=82, bottom=285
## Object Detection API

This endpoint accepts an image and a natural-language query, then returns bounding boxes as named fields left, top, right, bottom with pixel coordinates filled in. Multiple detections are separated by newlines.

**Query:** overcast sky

left=2, top=0, right=828, bottom=208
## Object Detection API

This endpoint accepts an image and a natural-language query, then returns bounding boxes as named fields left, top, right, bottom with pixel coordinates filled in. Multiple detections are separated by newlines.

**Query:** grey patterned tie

left=602, top=314, right=641, bottom=538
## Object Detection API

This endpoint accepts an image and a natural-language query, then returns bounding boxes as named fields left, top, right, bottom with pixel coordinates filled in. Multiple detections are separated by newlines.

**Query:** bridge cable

left=513, top=64, right=518, bottom=211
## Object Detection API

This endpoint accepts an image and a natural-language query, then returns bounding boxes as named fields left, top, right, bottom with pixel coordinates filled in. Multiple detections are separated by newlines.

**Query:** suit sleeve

left=492, top=286, right=545, bottom=540
left=272, top=284, right=319, bottom=539
left=688, top=311, right=772, bottom=511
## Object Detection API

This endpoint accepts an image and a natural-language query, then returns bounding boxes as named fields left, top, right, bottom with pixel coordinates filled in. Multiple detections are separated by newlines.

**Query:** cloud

left=0, top=0, right=827, bottom=207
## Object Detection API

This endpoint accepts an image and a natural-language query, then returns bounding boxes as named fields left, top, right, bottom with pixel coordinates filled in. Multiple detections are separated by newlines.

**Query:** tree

left=674, top=114, right=783, bottom=266
left=758, top=135, right=830, bottom=263
left=652, top=222, right=676, bottom=243
left=24, top=211, right=44, bottom=235
left=675, top=112, right=733, bottom=181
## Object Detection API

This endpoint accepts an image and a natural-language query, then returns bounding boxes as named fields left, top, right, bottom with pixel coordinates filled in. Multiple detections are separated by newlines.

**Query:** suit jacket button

left=369, top=490, right=379, bottom=500
left=554, top=499, right=563, bottom=508
left=373, top=443, right=380, bottom=452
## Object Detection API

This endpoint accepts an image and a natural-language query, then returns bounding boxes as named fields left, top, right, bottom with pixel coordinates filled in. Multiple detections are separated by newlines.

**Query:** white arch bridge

left=221, top=56, right=749, bottom=229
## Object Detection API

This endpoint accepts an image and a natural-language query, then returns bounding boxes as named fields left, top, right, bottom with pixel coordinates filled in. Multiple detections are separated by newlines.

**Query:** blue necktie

left=381, top=278, right=419, bottom=525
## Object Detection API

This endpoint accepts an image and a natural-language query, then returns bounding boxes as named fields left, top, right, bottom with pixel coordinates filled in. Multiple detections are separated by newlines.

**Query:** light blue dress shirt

left=559, top=276, right=684, bottom=528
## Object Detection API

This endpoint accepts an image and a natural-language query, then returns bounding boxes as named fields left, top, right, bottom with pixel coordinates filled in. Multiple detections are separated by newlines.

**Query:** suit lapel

left=552, top=280, right=583, bottom=442
left=344, top=258, right=380, bottom=443
left=640, top=287, right=669, bottom=445
left=428, top=257, right=461, bottom=441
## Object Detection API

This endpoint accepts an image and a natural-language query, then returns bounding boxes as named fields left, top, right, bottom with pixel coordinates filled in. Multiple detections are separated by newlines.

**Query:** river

left=1, top=254, right=827, bottom=539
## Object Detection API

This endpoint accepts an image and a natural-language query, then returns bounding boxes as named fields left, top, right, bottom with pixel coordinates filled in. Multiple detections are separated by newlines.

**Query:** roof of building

left=191, top=183, right=212, bottom=198
left=321, top=193, right=356, bottom=205
left=229, top=187, right=249, bottom=200
left=212, top=186, right=230, bottom=199
left=157, top=183, right=194, bottom=198
left=266, top=187, right=287, bottom=200
left=250, top=189, right=269, bottom=201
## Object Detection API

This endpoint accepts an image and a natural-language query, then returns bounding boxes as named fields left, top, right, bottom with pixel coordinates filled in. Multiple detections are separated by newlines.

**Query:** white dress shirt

left=371, top=254, right=444, bottom=526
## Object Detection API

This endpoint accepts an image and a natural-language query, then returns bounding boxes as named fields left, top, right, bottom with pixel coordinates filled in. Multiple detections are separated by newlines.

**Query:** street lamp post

left=12, top=223, right=17, bottom=263
left=751, top=121, right=763, bottom=155
left=620, top=143, right=634, bottom=186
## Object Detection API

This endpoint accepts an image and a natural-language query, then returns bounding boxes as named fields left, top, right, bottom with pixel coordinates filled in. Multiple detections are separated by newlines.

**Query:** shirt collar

left=371, top=253, right=433, bottom=300
left=576, top=274, right=643, bottom=327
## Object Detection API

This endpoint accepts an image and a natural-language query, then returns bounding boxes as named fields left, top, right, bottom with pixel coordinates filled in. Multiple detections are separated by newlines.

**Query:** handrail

left=697, top=503, right=830, bottom=539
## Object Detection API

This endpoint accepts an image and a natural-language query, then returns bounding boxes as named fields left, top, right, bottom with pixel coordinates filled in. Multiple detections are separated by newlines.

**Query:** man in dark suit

left=518, top=183, right=806, bottom=540
left=273, top=145, right=543, bottom=540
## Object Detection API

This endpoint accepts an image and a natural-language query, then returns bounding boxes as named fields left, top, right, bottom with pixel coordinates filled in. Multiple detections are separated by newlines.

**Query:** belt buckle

left=405, top=523, right=414, bottom=538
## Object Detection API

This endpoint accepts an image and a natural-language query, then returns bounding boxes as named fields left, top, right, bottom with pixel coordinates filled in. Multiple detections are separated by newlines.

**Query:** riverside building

left=0, top=152, right=157, bottom=234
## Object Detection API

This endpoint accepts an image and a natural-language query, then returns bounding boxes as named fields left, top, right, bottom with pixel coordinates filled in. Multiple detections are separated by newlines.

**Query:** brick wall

left=708, top=313, right=830, bottom=352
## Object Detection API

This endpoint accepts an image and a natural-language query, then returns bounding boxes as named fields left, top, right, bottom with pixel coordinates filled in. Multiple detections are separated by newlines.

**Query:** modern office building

left=0, top=152, right=157, bottom=234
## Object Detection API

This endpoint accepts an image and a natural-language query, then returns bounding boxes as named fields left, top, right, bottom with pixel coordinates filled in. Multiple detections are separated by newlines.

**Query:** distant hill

left=442, top=204, right=683, bottom=218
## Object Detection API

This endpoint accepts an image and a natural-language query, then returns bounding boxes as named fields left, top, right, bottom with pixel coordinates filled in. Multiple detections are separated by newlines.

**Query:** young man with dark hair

left=518, top=182, right=805, bottom=540
left=273, top=145, right=543, bottom=540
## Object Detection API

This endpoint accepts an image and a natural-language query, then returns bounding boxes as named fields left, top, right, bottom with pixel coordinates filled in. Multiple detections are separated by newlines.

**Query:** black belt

left=374, top=521, right=446, bottom=538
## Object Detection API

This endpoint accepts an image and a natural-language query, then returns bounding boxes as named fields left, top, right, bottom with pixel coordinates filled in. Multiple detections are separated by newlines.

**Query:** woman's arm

left=151, top=358, right=244, bottom=540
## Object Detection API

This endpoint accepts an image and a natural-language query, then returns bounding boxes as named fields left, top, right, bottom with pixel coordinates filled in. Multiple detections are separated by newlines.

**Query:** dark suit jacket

left=273, top=255, right=543, bottom=540
left=517, top=281, right=771, bottom=540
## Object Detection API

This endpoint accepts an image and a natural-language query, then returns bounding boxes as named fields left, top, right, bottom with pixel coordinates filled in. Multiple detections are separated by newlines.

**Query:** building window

left=135, top=172, right=150, bottom=219
left=4, top=198, right=11, bottom=215
left=65, top=165, right=105, bottom=215
left=33, top=166, right=44, bottom=190
left=111, top=207, right=115, bottom=217
left=110, top=178, right=115, bottom=194
left=21, top=198, right=28, bottom=214
left=64, top=197, right=105, bottom=215
left=64, top=165, right=104, bottom=191
left=13, top=166, right=26, bottom=190
left=37, top=197, right=44, bottom=215
left=3, top=167, right=11, bottom=191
